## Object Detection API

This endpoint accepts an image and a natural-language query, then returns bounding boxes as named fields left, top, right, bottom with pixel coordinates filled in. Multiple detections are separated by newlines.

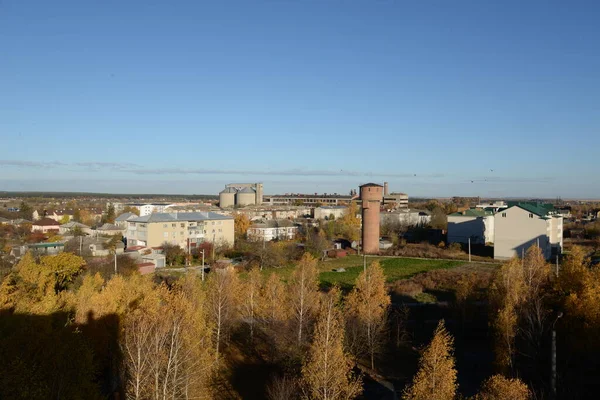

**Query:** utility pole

left=212, top=234, right=216, bottom=261
left=79, top=235, right=83, bottom=256
left=363, top=254, right=367, bottom=274
left=468, top=237, right=472, bottom=263
left=201, top=249, right=205, bottom=281
left=551, top=312, right=563, bottom=400
left=555, top=254, right=560, bottom=277
left=114, top=252, right=117, bottom=274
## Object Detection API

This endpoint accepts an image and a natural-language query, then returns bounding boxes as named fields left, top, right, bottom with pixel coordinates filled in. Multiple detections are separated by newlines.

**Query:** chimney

left=384, top=182, right=389, bottom=196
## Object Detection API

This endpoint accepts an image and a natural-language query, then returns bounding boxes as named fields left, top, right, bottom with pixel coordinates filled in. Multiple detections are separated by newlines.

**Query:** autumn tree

left=402, top=320, right=457, bottom=400
left=161, top=242, right=185, bottom=266
left=240, top=267, right=262, bottom=340
left=301, top=287, right=362, bottom=400
left=205, top=267, right=240, bottom=361
left=234, top=212, right=251, bottom=240
left=490, top=257, right=525, bottom=373
left=475, top=375, right=530, bottom=400
left=18, top=201, right=33, bottom=220
left=122, top=205, right=141, bottom=216
left=288, top=252, right=319, bottom=345
left=102, top=204, right=116, bottom=224
left=345, top=260, right=390, bottom=370
left=260, top=272, right=288, bottom=325
left=337, top=201, right=361, bottom=241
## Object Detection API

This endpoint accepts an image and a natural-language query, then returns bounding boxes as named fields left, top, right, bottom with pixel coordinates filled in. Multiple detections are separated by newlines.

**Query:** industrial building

left=219, top=183, right=264, bottom=208
left=263, top=193, right=356, bottom=206
left=382, top=182, right=409, bottom=209
left=360, top=183, right=384, bottom=254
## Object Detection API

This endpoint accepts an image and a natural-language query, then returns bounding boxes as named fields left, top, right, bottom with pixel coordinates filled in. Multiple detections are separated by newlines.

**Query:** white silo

left=236, top=187, right=256, bottom=206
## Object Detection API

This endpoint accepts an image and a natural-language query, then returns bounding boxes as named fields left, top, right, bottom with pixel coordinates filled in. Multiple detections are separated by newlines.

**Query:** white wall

left=494, top=206, right=551, bottom=260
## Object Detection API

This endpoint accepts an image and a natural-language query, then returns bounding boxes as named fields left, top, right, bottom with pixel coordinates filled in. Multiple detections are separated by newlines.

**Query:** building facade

left=313, top=206, right=348, bottom=220
left=494, top=203, right=563, bottom=260
left=247, top=219, right=298, bottom=241
left=126, top=212, right=234, bottom=249
left=31, top=218, right=60, bottom=234
left=447, top=209, right=495, bottom=245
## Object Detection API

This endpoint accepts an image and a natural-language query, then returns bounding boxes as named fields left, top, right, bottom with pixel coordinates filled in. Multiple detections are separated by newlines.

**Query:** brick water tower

left=360, top=183, right=383, bottom=254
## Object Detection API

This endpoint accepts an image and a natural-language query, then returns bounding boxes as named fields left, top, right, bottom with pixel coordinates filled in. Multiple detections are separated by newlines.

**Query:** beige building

left=126, top=212, right=234, bottom=249
left=494, top=203, right=563, bottom=260
left=313, top=206, right=348, bottom=220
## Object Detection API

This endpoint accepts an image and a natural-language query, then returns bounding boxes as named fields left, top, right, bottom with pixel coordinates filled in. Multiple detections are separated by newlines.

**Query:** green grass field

left=318, top=257, right=462, bottom=291
left=252, top=255, right=463, bottom=291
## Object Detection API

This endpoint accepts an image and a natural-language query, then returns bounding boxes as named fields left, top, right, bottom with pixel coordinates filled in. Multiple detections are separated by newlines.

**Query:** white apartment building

left=494, top=203, right=563, bottom=260
left=247, top=219, right=298, bottom=242
left=126, top=212, right=234, bottom=249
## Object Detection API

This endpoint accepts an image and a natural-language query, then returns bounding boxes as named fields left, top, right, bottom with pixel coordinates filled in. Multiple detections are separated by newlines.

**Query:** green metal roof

left=510, top=202, right=553, bottom=217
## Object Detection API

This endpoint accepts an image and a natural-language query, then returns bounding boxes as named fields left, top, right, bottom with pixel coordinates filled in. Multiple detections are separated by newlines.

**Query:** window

left=180, top=231, right=184, bottom=235
left=163, top=224, right=167, bottom=228
left=212, top=221, right=215, bottom=225
left=180, top=223, right=185, bottom=228
left=172, top=223, right=176, bottom=227
left=501, top=213, right=507, bottom=218
left=529, top=213, right=534, bottom=218
left=163, top=232, right=168, bottom=238
left=218, top=229, right=222, bottom=233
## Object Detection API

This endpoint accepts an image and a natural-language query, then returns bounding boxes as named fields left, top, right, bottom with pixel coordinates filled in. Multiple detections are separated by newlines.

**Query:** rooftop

left=449, top=209, right=494, bottom=217
left=506, top=202, right=556, bottom=217
left=129, top=211, right=233, bottom=223
left=115, top=212, right=138, bottom=221
left=251, top=219, right=297, bottom=229
left=360, top=183, right=383, bottom=188
left=34, top=218, right=60, bottom=226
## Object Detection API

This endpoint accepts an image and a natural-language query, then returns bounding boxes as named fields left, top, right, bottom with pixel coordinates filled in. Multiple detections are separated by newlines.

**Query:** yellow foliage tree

left=345, top=260, right=390, bottom=370
left=475, top=374, right=530, bottom=400
left=240, top=267, right=262, bottom=340
left=234, top=212, right=251, bottom=239
left=288, top=252, right=319, bottom=345
left=301, top=287, right=362, bottom=400
left=205, top=267, right=240, bottom=361
left=403, top=320, right=458, bottom=400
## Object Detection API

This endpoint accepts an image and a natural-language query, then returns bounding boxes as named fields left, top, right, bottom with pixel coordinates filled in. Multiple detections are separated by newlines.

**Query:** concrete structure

left=264, top=193, right=355, bottom=206
left=141, top=253, right=166, bottom=268
left=381, top=209, right=431, bottom=227
left=314, top=206, right=348, bottom=220
left=31, top=218, right=60, bottom=234
left=126, top=212, right=234, bottom=249
left=219, top=183, right=263, bottom=208
left=59, top=221, right=92, bottom=236
left=247, top=219, right=298, bottom=241
left=447, top=209, right=495, bottom=245
left=494, top=202, right=563, bottom=260
left=360, top=183, right=383, bottom=254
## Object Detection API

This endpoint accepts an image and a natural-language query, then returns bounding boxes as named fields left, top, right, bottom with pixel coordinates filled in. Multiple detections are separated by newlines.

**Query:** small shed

left=141, top=253, right=166, bottom=268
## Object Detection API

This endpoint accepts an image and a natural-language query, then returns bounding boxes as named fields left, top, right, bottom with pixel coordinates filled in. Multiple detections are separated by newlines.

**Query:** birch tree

left=288, top=253, right=319, bottom=345
left=206, top=267, right=240, bottom=361
left=301, top=287, right=362, bottom=400
left=345, top=260, right=390, bottom=370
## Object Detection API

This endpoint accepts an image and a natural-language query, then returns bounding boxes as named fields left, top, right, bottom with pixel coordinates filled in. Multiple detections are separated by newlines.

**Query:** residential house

left=247, top=219, right=298, bottom=241
left=31, top=218, right=60, bottom=234
left=44, top=209, right=75, bottom=222
left=96, top=223, right=123, bottom=236
left=313, top=206, right=348, bottom=220
left=494, top=202, right=563, bottom=260
left=447, top=209, right=495, bottom=245
left=59, top=221, right=92, bottom=236
left=126, top=212, right=234, bottom=249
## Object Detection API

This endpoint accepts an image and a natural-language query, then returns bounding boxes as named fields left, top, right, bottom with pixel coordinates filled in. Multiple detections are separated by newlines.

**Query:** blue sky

left=1, top=0, right=599, bottom=198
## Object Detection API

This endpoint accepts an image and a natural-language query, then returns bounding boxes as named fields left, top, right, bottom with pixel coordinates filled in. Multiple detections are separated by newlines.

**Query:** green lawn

left=319, top=257, right=463, bottom=291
